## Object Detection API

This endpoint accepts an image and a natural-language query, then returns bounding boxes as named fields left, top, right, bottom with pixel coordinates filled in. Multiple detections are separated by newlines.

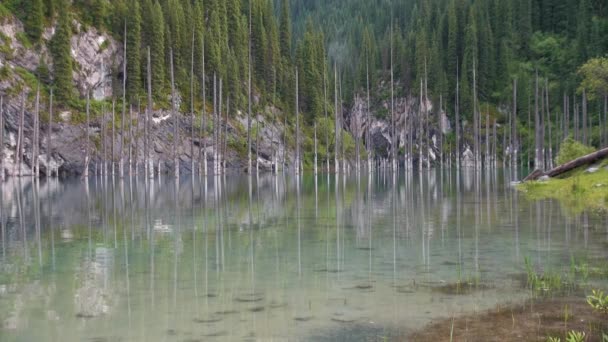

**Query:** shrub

left=555, top=138, right=595, bottom=165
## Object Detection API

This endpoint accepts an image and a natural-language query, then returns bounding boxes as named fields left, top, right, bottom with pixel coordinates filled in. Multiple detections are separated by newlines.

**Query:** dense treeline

left=5, top=0, right=608, bottom=167
left=8, top=0, right=327, bottom=119
left=291, top=0, right=608, bottom=113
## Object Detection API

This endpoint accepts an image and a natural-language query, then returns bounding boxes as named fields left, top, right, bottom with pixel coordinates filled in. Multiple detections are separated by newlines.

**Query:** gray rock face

left=70, top=25, right=121, bottom=100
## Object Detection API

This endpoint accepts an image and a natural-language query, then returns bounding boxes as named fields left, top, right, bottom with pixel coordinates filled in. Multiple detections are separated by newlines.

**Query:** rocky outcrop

left=70, top=23, right=122, bottom=100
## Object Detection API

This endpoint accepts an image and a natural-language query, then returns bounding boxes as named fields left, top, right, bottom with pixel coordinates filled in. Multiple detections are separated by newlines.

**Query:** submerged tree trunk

left=534, top=71, right=542, bottom=170
left=525, top=147, right=608, bottom=181
left=582, top=89, right=587, bottom=145
left=83, top=91, right=90, bottom=179
left=295, top=69, right=300, bottom=175
left=120, top=22, right=127, bottom=179
left=170, top=49, right=179, bottom=179
left=0, top=97, right=4, bottom=180
left=146, top=47, right=152, bottom=179
left=15, top=95, right=25, bottom=176
left=511, top=78, right=517, bottom=171
left=33, top=86, right=40, bottom=178
left=455, top=63, right=460, bottom=169
left=334, top=64, right=339, bottom=174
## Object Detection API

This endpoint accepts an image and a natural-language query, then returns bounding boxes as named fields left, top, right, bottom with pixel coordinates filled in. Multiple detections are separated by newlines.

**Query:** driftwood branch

left=524, top=147, right=608, bottom=181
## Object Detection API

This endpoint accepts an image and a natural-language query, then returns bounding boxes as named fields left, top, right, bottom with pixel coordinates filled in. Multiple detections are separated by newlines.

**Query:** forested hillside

left=290, top=0, right=608, bottom=118
left=0, top=0, right=607, bottom=174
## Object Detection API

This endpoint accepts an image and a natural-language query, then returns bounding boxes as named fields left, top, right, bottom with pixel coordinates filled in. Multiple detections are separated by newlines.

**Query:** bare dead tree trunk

left=534, top=71, right=542, bottom=170
left=455, top=62, right=460, bottom=169
left=247, top=0, right=252, bottom=174
left=120, top=22, right=127, bottom=179
left=190, top=29, right=195, bottom=176
left=439, top=95, right=444, bottom=168
left=0, top=96, right=4, bottom=180
left=128, top=105, right=133, bottom=177
left=295, top=69, right=300, bottom=175
left=493, top=119, right=497, bottom=168
left=324, top=62, right=329, bottom=173
left=424, top=59, right=430, bottom=169
left=604, top=94, right=608, bottom=146
left=47, top=88, right=53, bottom=177
left=473, top=59, right=479, bottom=169
left=485, top=104, right=489, bottom=168
left=146, top=46, right=152, bottom=179
left=200, top=36, right=206, bottom=176
left=574, top=94, right=578, bottom=141
left=170, top=49, right=179, bottom=179
left=218, top=78, right=222, bottom=175
left=15, top=95, right=25, bottom=177
left=334, top=64, right=339, bottom=174
left=213, top=74, right=217, bottom=175
left=101, top=101, right=106, bottom=178
left=390, top=24, right=396, bottom=172
left=366, top=59, right=373, bottom=171
left=511, top=78, right=517, bottom=171
left=224, top=97, right=228, bottom=173
left=582, top=88, right=587, bottom=145
left=546, top=81, right=553, bottom=170
left=314, top=121, right=318, bottom=175
left=563, top=92, right=569, bottom=140
left=111, top=100, right=115, bottom=177
left=83, top=91, right=90, bottom=179
left=33, top=86, right=40, bottom=178
left=418, top=79, right=423, bottom=172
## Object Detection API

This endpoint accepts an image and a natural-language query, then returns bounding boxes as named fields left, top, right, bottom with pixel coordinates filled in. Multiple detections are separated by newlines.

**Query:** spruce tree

left=150, top=0, right=165, bottom=100
left=25, top=0, right=44, bottom=42
left=51, top=0, right=73, bottom=104
left=126, top=0, right=142, bottom=102
left=279, top=0, right=292, bottom=60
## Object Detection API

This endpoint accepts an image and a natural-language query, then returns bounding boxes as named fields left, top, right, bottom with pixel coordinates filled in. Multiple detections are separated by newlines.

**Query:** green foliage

left=587, top=289, right=608, bottom=314
left=578, top=57, right=608, bottom=100
left=24, top=0, right=44, bottom=42
left=125, top=0, right=141, bottom=102
left=555, top=138, right=595, bottom=165
left=50, top=0, right=73, bottom=104
left=566, top=331, right=586, bottom=342
left=524, top=256, right=576, bottom=297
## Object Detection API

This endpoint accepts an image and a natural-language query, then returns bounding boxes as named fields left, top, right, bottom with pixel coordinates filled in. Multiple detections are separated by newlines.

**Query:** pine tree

left=126, top=0, right=142, bottom=102
left=150, top=0, right=165, bottom=100
left=51, top=0, right=73, bottom=103
left=25, top=0, right=44, bottom=42
left=279, top=0, right=292, bottom=60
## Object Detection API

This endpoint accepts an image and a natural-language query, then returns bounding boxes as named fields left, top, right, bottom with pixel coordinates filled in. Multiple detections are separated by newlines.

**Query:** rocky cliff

left=0, top=14, right=463, bottom=178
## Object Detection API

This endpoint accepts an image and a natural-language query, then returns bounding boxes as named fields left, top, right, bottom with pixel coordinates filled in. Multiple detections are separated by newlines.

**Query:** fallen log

left=524, top=147, right=608, bottom=181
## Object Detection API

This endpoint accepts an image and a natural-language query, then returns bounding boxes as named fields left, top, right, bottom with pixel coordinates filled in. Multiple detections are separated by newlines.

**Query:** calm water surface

left=0, top=170, right=606, bottom=341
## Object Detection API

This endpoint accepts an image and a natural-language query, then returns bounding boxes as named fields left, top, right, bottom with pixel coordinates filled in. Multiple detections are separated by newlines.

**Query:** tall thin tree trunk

left=111, top=100, right=115, bottom=177
left=511, top=78, right=517, bottom=171
left=334, top=64, right=339, bottom=174
left=366, top=59, right=373, bottom=171
left=455, top=63, right=460, bottom=169
left=33, top=86, right=40, bottom=177
left=218, top=78, right=222, bottom=175
left=324, top=62, right=329, bottom=173
left=200, top=36, right=207, bottom=176
left=439, top=95, right=444, bottom=168
left=15, top=95, right=25, bottom=177
left=146, top=47, right=152, bottom=179
left=247, top=0, right=252, bottom=174
left=582, top=89, right=587, bottom=145
left=604, top=94, right=607, bottom=147
left=170, top=49, right=179, bottom=179
left=485, top=104, right=489, bottom=168
left=224, top=97, right=229, bottom=172
left=295, top=69, right=300, bottom=175
left=546, top=81, right=553, bottom=170
left=120, top=22, right=127, bottom=179
left=0, top=96, right=4, bottom=180
left=83, top=91, right=90, bottom=178
left=534, top=71, right=542, bottom=170
left=314, top=121, right=318, bottom=175
left=424, top=59, right=430, bottom=169
left=573, top=94, right=578, bottom=141
left=190, top=29, right=195, bottom=176
left=390, top=24, right=396, bottom=172
left=473, top=59, right=479, bottom=169
left=419, top=79, right=423, bottom=172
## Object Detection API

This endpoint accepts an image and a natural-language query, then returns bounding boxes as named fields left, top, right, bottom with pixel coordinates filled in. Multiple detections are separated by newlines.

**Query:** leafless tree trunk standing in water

left=120, top=22, right=127, bottom=179
left=455, top=62, right=460, bottom=169
left=15, top=95, right=25, bottom=177
left=473, top=59, right=479, bottom=169
left=419, top=79, right=423, bottom=172
left=295, top=69, right=300, bottom=176
left=0, top=96, right=4, bottom=180
left=546, top=80, right=553, bottom=170
left=83, top=91, right=90, bottom=179
left=190, top=29, right=195, bottom=177
left=128, top=105, right=133, bottom=177
left=323, top=62, right=329, bottom=173
left=534, top=71, right=542, bottom=170
left=146, top=47, right=152, bottom=179
left=366, top=58, right=373, bottom=171
left=314, top=121, right=318, bottom=175
left=200, top=36, right=207, bottom=176
left=170, top=49, right=179, bottom=179
left=32, top=86, right=40, bottom=178
left=334, top=63, right=339, bottom=174
left=582, top=88, right=587, bottom=146
left=511, top=78, right=517, bottom=173
left=247, top=0, right=252, bottom=174
left=111, top=100, right=115, bottom=177
left=218, top=78, right=223, bottom=175
left=224, top=97, right=229, bottom=173
left=390, top=21, right=396, bottom=172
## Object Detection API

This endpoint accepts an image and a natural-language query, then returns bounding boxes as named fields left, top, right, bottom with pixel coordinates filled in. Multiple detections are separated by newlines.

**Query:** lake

left=0, top=170, right=606, bottom=341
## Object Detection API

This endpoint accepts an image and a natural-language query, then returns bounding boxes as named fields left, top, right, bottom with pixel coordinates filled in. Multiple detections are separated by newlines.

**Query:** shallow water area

left=0, top=169, right=606, bottom=341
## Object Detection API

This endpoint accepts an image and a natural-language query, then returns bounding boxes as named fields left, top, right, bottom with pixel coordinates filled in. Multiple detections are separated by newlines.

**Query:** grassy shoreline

left=518, top=166, right=608, bottom=214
